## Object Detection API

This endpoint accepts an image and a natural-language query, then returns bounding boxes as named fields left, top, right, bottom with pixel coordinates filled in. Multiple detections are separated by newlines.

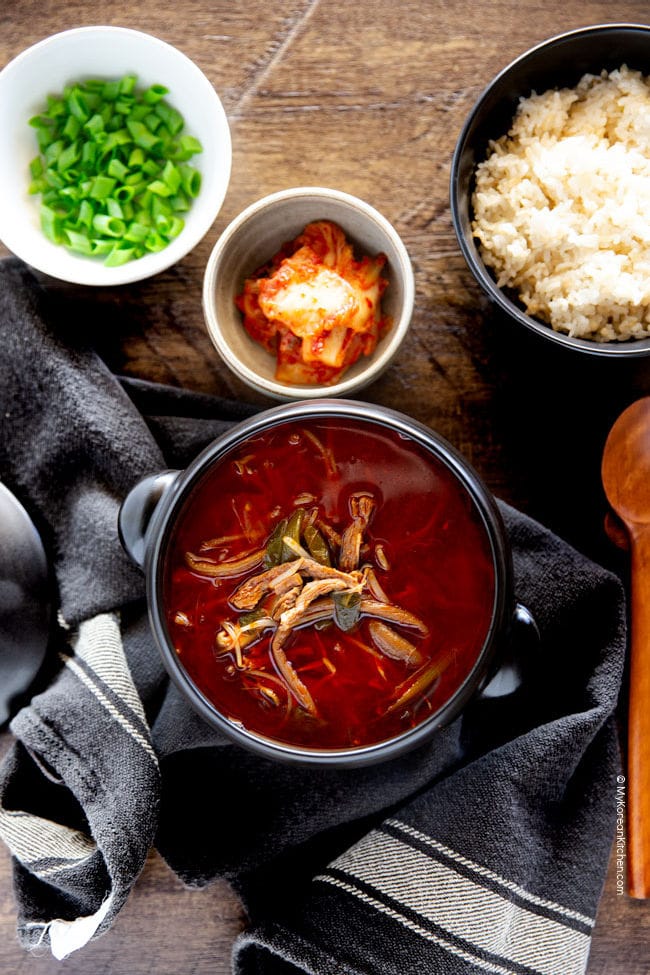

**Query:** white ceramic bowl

left=0, top=26, right=232, bottom=286
left=202, top=187, right=415, bottom=400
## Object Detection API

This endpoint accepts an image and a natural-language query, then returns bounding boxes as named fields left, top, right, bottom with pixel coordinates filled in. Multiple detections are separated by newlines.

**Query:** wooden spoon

left=602, top=397, right=650, bottom=899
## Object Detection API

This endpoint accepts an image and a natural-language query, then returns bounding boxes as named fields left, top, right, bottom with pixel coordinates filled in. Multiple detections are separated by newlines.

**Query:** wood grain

left=1, top=0, right=650, bottom=971
left=603, top=399, right=650, bottom=899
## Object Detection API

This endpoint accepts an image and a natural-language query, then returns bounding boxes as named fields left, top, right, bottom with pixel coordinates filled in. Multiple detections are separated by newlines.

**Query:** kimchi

left=235, top=220, right=391, bottom=385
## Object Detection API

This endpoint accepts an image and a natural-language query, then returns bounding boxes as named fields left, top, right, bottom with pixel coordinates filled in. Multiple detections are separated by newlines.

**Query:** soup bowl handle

left=119, top=471, right=180, bottom=570
left=479, top=603, right=539, bottom=699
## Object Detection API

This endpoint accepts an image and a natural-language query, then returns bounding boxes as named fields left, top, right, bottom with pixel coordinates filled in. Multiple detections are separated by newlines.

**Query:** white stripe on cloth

left=61, top=613, right=158, bottom=766
left=62, top=654, right=157, bottom=765
left=72, top=613, right=149, bottom=727
left=322, top=830, right=591, bottom=975
left=318, top=874, right=519, bottom=975
left=0, top=807, right=95, bottom=869
left=387, top=819, right=595, bottom=928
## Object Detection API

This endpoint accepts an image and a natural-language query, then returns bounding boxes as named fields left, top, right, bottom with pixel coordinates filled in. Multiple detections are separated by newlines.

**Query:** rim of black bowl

left=145, top=399, right=513, bottom=767
left=450, top=22, right=650, bottom=358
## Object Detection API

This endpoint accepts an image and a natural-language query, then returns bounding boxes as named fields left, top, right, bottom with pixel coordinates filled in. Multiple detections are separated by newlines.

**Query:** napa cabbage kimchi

left=235, top=220, right=390, bottom=385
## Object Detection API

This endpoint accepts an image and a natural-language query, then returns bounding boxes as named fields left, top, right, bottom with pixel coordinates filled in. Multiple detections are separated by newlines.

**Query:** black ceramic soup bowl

left=450, top=23, right=650, bottom=358
left=119, top=399, right=535, bottom=767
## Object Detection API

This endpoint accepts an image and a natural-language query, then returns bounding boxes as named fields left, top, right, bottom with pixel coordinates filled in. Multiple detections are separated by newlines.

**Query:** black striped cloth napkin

left=0, top=258, right=625, bottom=974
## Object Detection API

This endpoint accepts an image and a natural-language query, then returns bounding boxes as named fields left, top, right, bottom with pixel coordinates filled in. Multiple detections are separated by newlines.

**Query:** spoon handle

left=628, top=526, right=650, bottom=898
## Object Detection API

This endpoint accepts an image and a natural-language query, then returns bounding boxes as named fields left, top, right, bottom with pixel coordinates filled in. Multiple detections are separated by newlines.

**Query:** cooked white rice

left=472, top=65, right=650, bottom=341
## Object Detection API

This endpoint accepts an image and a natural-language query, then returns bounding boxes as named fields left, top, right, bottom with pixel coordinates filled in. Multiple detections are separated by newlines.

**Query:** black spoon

left=0, top=483, right=51, bottom=726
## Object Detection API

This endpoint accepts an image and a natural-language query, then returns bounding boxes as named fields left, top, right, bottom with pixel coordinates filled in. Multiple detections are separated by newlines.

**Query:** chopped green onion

left=154, top=101, right=184, bottom=135
left=99, top=129, right=131, bottom=156
left=64, top=229, right=93, bottom=255
left=36, top=128, right=55, bottom=152
left=114, top=98, right=134, bottom=116
left=40, top=205, right=63, bottom=243
left=29, top=156, right=44, bottom=179
left=27, top=73, right=203, bottom=265
left=28, top=178, right=47, bottom=195
left=179, top=135, right=202, bottom=155
left=105, top=244, right=136, bottom=266
left=44, top=140, right=64, bottom=166
left=119, top=75, right=137, bottom=95
left=59, top=184, right=80, bottom=203
left=126, top=119, right=161, bottom=151
left=46, top=96, right=66, bottom=117
left=63, top=115, right=81, bottom=140
left=179, top=165, right=201, bottom=198
left=124, top=221, right=150, bottom=243
left=151, top=195, right=171, bottom=220
left=128, top=147, right=146, bottom=168
left=154, top=213, right=172, bottom=234
left=89, top=175, right=116, bottom=200
left=161, top=160, right=181, bottom=193
left=128, top=103, right=151, bottom=123
left=57, top=141, right=80, bottom=172
left=29, top=114, right=54, bottom=131
left=84, top=114, right=105, bottom=138
left=61, top=167, right=80, bottom=184
left=91, top=239, right=115, bottom=256
left=143, top=84, right=168, bottom=105
left=84, top=91, right=102, bottom=112
left=141, top=158, right=160, bottom=177
left=92, top=213, right=126, bottom=237
left=67, top=89, right=90, bottom=123
left=81, top=142, right=97, bottom=171
left=45, top=170, right=65, bottom=190
left=143, top=112, right=162, bottom=133
left=101, top=80, right=121, bottom=102
left=147, top=179, right=172, bottom=197
left=77, top=199, right=94, bottom=229
left=167, top=215, right=184, bottom=238
left=138, top=189, right=153, bottom=212
left=169, top=191, right=190, bottom=212
left=114, top=185, right=136, bottom=203
left=156, top=125, right=172, bottom=147
left=107, top=158, right=129, bottom=181
left=144, top=230, right=167, bottom=252
left=106, top=198, right=124, bottom=219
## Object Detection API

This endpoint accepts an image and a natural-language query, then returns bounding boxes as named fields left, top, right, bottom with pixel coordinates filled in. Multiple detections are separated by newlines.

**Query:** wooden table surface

left=2, top=0, right=650, bottom=971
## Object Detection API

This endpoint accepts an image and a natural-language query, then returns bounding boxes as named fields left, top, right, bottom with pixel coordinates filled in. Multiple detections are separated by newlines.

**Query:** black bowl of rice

left=451, top=23, right=650, bottom=357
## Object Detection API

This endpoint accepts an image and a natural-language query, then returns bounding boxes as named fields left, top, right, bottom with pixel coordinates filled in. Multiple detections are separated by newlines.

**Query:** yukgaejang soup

left=163, top=418, right=496, bottom=751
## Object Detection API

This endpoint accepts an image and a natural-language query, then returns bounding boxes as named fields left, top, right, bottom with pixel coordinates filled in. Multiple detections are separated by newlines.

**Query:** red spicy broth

left=163, top=417, right=496, bottom=750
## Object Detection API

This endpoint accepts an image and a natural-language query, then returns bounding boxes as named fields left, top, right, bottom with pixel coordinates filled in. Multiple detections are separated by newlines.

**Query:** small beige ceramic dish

left=0, top=26, right=231, bottom=286
left=202, top=187, right=415, bottom=400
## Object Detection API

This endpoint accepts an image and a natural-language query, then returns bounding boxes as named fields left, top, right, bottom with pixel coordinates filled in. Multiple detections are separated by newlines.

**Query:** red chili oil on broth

left=163, top=418, right=496, bottom=750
